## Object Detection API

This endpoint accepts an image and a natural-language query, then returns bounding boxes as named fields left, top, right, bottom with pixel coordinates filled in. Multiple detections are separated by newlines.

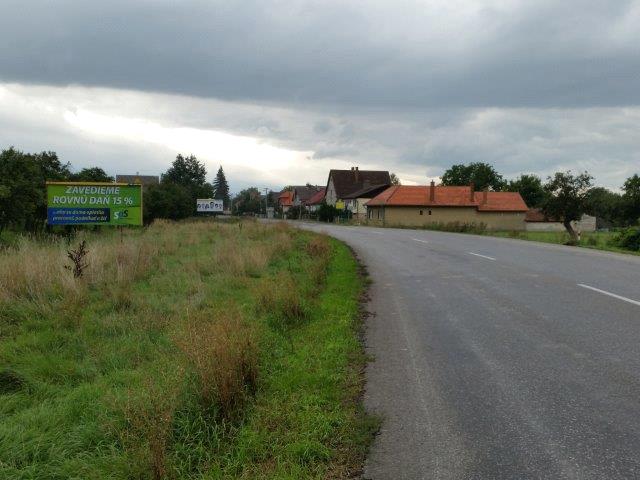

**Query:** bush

left=317, top=202, right=339, bottom=223
left=614, top=227, right=640, bottom=251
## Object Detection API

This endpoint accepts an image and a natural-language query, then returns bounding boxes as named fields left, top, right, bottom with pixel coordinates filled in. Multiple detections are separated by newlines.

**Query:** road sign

left=46, top=182, right=143, bottom=226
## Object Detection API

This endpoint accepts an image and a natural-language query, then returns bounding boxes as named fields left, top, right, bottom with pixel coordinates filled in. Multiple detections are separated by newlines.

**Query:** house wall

left=325, top=178, right=338, bottom=206
left=345, top=197, right=368, bottom=218
left=367, top=206, right=526, bottom=230
left=525, top=215, right=596, bottom=232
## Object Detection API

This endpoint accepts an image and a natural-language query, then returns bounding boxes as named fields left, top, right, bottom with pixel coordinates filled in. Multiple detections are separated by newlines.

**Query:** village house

left=324, top=167, right=391, bottom=210
left=342, top=184, right=390, bottom=220
left=366, top=181, right=529, bottom=230
left=304, top=187, right=326, bottom=213
left=292, top=185, right=323, bottom=208
left=278, top=190, right=294, bottom=214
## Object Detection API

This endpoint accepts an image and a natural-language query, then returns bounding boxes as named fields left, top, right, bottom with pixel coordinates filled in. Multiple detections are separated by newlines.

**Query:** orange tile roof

left=278, top=190, right=294, bottom=207
left=366, top=185, right=528, bottom=212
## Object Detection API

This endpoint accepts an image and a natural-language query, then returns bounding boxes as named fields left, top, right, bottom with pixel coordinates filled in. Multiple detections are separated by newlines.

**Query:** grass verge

left=0, top=220, right=377, bottom=478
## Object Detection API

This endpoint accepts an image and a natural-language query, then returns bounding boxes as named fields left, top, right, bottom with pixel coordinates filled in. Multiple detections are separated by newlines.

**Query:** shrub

left=614, top=227, right=640, bottom=251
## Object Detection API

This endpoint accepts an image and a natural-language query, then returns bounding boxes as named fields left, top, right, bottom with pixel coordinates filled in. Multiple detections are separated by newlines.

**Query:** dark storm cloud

left=1, top=0, right=639, bottom=109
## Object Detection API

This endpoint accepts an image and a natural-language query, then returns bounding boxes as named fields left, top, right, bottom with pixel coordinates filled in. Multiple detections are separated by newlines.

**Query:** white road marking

left=467, top=252, right=496, bottom=261
left=577, top=284, right=640, bottom=307
left=411, top=238, right=429, bottom=244
left=370, top=231, right=384, bottom=235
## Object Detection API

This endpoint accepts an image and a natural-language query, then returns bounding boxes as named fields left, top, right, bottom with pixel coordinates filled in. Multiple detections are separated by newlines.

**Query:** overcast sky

left=1, top=0, right=639, bottom=191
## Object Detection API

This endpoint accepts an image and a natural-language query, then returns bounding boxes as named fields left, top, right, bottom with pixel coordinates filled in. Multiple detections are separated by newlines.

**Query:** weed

left=65, top=240, right=90, bottom=278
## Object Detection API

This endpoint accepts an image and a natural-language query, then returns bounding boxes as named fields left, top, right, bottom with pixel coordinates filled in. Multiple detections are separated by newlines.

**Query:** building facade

left=366, top=183, right=529, bottom=231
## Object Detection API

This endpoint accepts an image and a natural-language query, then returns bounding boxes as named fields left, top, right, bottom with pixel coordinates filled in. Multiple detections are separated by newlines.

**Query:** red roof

left=366, top=185, right=528, bottom=212
left=305, top=188, right=326, bottom=206
left=278, top=190, right=294, bottom=207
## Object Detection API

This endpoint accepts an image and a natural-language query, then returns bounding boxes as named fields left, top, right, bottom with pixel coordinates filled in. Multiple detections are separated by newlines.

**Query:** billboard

left=46, top=182, right=143, bottom=226
left=197, top=199, right=224, bottom=213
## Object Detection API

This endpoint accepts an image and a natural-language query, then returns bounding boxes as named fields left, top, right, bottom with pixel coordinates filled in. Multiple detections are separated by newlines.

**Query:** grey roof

left=293, top=185, right=322, bottom=203
left=327, top=169, right=391, bottom=198
left=115, top=174, right=160, bottom=186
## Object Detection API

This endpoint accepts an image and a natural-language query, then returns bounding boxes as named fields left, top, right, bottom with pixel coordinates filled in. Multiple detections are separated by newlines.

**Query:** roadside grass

left=0, top=220, right=376, bottom=478
left=486, top=230, right=640, bottom=255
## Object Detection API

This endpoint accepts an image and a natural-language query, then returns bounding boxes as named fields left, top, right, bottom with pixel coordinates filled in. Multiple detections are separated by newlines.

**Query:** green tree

left=70, top=167, right=113, bottom=182
left=0, top=148, right=42, bottom=233
left=441, top=162, right=506, bottom=191
left=507, top=174, right=546, bottom=208
left=212, top=166, right=230, bottom=209
left=144, top=183, right=193, bottom=223
left=162, top=154, right=214, bottom=216
left=622, top=174, right=640, bottom=225
left=542, top=171, right=593, bottom=244
left=232, top=188, right=263, bottom=215
left=583, top=187, right=625, bottom=227
left=162, top=154, right=206, bottom=187
left=390, top=173, right=401, bottom=186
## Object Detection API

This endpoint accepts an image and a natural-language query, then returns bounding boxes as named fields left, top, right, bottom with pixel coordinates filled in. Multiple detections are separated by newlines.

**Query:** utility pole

left=263, top=187, right=269, bottom=218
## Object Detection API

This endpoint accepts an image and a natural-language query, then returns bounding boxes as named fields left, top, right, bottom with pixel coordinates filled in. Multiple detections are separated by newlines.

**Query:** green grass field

left=0, top=220, right=376, bottom=479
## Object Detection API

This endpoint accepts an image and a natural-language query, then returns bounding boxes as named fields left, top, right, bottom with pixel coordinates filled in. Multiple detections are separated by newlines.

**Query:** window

left=428, top=210, right=432, bottom=215
left=419, top=210, right=423, bottom=215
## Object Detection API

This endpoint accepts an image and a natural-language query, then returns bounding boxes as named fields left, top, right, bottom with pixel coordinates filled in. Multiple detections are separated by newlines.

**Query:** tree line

left=0, top=147, right=231, bottom=232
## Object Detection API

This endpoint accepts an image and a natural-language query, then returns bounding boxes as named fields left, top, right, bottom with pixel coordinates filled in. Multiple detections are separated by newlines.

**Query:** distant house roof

left=305, top=188, right=326, bottom=206
left=116, top=174, right=160, bottom=186
left=293, top=185, right=322, bottom=203
left=327, top=168, right=391, bottom=199
left=367, top=185, right=528, bottom=212
left=278, top=190, right=294, bottom=207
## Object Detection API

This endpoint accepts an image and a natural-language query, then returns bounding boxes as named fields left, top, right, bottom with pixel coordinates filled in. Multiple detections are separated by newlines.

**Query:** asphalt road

left=297, top=222, right=640, bottom=480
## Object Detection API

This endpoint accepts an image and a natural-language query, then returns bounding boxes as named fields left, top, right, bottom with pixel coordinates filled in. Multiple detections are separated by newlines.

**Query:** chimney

left=354, top=166, right=359, bottom=182
left=482, top=188, right=488, bottom=205
left=469, top=182, right=475, bottom=202
left=429, top=180, right=435, bottom=202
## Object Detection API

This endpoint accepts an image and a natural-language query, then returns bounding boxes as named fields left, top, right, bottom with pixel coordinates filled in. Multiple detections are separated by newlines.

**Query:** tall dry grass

left=174, top=307, right=258, bottom=418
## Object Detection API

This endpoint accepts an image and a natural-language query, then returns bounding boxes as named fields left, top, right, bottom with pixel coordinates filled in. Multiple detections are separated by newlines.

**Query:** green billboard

left=46, top=182, right=143, bottom=226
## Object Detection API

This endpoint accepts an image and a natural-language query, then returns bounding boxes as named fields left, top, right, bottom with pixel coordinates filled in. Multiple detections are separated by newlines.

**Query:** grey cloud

left=1, top=0, right=639, bottom=109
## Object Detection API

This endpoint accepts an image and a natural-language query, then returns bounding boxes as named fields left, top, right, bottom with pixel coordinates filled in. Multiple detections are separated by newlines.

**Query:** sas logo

left=114, top=210, right=129, bottom=220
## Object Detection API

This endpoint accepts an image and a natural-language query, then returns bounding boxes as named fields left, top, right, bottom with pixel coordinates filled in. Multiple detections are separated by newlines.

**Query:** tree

left=583, top=187, right=625, bottom=227
left=162, top=154, right=206, bottom=187
left=542, top=171, right=593, bottom=244
left=622, top=174, right=640, bottom=225
left=70, top=167, right=113, bottom=183
left=507, top=174, right=546, bottom=208
left=390, top=173, right=401, bottom=186
left=232, top=187, right=263, bottom=215
left=0, top=148, right=41, bottom=233
left=441, top=162, right=506, bottom=191
left=161, top=154, right=213, bottom=216
left=212, top=166, right=230, bottom=209
left=144, top=183, right=193, bottom=223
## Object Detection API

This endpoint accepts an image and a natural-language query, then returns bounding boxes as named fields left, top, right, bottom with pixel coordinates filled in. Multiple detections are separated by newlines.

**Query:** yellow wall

left=367, top=206, right=526, bottom=230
